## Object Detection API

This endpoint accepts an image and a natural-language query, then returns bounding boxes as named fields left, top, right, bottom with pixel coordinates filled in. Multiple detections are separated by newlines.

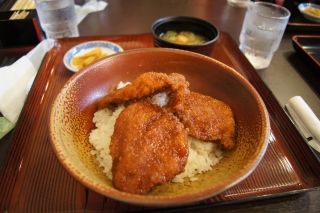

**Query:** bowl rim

left=63, top=40, right=124, bottom=72
left=151, top=16, right=220, bottom=47
left=50, top=48, right=270, bottom=206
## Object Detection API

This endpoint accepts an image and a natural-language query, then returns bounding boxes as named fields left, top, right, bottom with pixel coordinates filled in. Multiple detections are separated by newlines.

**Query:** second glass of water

left=239, top=2, right=290, bottom=70
left=35, top=0, right=79, bottom=39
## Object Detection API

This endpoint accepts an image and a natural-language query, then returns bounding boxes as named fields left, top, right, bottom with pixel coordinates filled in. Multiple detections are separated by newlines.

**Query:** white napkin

left=0, top=39, right=55, bottom=139
left=75, top=0, right=108, bottom=24
left=285, top=96, right=320, bottom=153
left=0, top=56, right=36, bottom=123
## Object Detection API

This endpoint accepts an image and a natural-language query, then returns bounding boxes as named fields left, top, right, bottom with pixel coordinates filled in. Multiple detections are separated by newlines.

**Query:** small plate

left=298, top=3, right=320, bottom=23
left=63, top=41, right=124, bottom=72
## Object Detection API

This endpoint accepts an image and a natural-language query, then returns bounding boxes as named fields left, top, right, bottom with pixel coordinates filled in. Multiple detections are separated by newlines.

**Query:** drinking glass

left=239, top=2, right=290, bottom=70
left=35, top=0, right=79, bottom=39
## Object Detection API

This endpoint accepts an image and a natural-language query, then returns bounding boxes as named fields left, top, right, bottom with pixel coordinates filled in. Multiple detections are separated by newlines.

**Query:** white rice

left=89, top=82, right=223, bottom=183
left=172, top=137, right=223, bottom=183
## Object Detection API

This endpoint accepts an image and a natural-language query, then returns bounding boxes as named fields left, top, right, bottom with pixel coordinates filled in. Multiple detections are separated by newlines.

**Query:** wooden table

left=1, top=0, right=320, bottom=212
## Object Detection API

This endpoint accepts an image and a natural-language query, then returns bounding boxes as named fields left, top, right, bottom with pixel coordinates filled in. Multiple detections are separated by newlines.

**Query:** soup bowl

left=49, top=48, right=270, bottom=207
left=151, top=16, right=219, bottom=56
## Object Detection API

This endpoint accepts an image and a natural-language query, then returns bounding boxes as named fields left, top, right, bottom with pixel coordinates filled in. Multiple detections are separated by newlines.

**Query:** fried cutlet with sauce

left=110, top=101, right=189, bottom=194
left=98, top=72, right=190, bottom=110
left=172, top=92, right=236, bottom=150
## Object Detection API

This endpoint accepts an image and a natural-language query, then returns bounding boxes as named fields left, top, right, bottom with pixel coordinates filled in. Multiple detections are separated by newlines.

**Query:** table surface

left=1, top=0, right=320, bottom=212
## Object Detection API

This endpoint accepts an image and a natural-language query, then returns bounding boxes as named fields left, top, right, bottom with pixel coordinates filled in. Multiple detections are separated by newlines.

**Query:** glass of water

left=35, top=0, right=79, bottom=39
left=239, top=2, right=290, bottom=70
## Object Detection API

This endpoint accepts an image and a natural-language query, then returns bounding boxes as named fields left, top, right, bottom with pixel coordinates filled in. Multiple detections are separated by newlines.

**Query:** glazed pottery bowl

left=49, top=48, right=270, bottom=207
left=151, top=16, right=219, bottom=56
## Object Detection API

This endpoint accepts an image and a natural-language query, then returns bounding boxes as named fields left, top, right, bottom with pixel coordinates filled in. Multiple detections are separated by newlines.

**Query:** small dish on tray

left=63, top=41, right=124, bottom=72
left=292, top=35, right=320, bottom=74
left=151, top=16, right=219, bottom=56
left=298, top=3, right=320, bottom=23
left=284, top=0, right=320, bottom=32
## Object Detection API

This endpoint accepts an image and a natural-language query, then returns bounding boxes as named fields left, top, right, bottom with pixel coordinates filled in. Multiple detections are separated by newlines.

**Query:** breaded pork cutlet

left=110, top=101, right=189, bottom=194
left=171, top=92, right=236, bottom=150
left=98, top=72, right=190, bottom=110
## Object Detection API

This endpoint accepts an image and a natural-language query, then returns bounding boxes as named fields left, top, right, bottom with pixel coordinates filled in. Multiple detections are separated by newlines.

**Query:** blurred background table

left=1, top=0, right=320, bottom=212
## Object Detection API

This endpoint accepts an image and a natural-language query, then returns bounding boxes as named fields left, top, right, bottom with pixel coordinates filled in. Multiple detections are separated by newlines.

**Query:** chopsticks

left=10, top=0, right=35, bottom=10
left=9, top=10, right=29, bottom=20
left=9, top=0, right=36, bottom=20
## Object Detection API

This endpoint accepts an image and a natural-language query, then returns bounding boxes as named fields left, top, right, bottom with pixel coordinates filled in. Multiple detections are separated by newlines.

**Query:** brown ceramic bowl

left=151, top=16, right=219, bottom=56
left=49, top=48, right=270, bottom=207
